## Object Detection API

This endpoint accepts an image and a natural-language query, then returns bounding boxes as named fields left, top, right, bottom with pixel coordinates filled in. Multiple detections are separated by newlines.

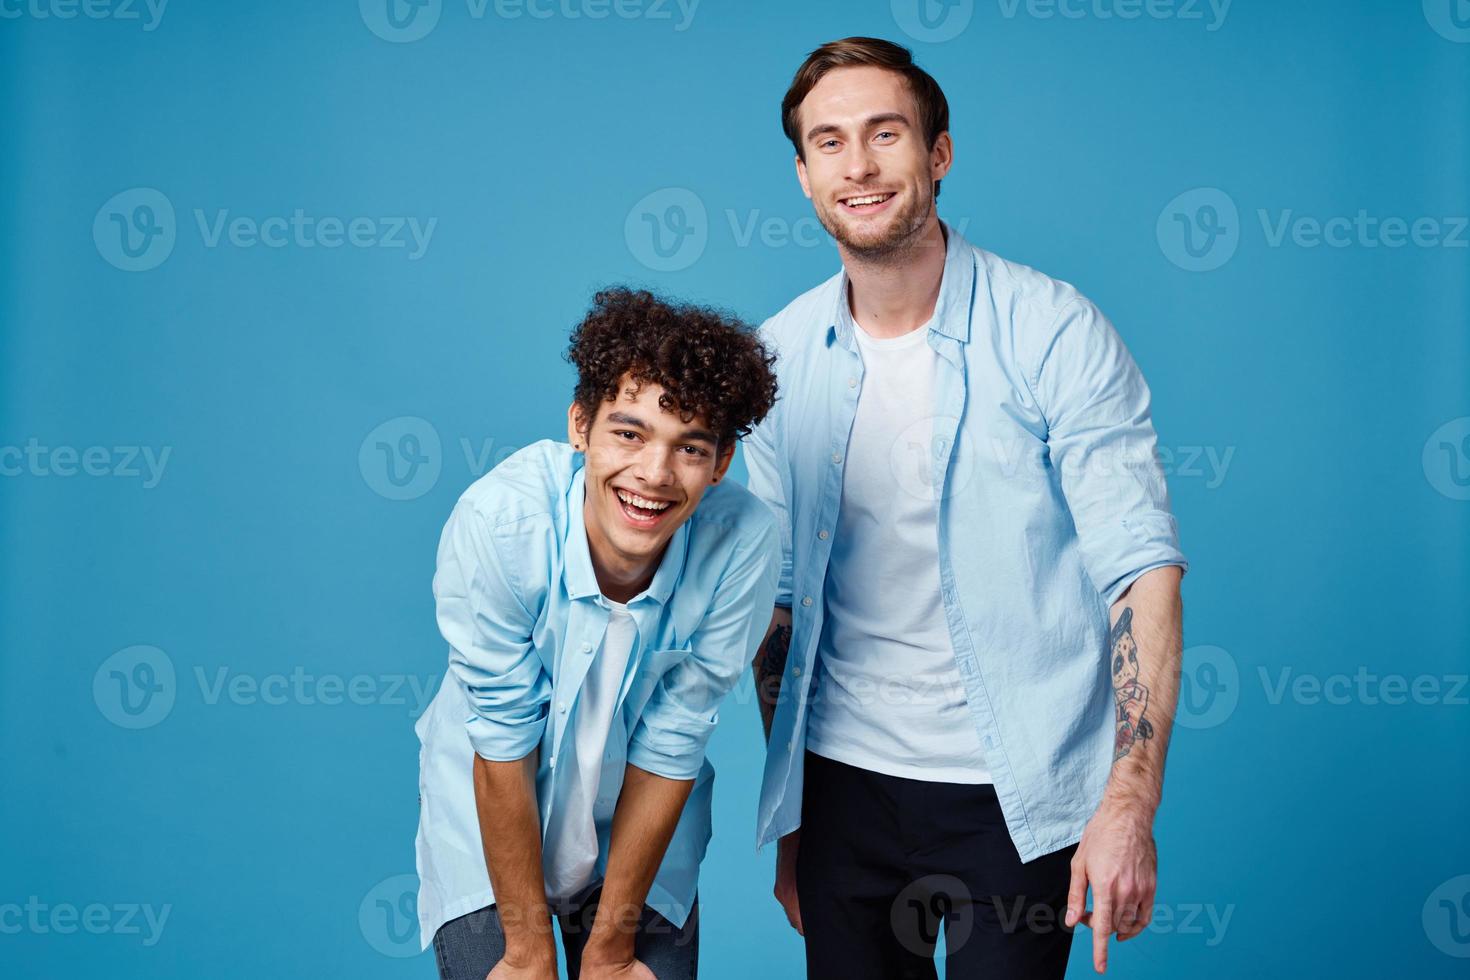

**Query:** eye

left=679, top=445, right=710, bottom=458
left=613, top=430, right=641, bottom=442
left=819, top=138, right=840, bottom=150
left=874, top=130, right=897, bottom=142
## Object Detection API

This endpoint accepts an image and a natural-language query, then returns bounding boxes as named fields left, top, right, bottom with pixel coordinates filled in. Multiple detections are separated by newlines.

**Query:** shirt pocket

left=622, top=644, right=692, bottom=719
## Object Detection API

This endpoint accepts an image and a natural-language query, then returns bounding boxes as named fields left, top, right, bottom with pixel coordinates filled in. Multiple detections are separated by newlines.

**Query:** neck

left=583, top=499, right=661, bottom=604
left=839, top=217, right=948, bottom=339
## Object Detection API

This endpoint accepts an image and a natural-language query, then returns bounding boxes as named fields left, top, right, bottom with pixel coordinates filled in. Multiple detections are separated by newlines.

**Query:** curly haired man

left=415, top=288, right=781, bottom=980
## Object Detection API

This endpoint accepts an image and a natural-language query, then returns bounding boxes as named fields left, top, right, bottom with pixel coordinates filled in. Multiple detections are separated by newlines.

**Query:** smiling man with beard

left=416, top=288, right=780, bottom=980
left=745, top=37, right=1189, bottom=979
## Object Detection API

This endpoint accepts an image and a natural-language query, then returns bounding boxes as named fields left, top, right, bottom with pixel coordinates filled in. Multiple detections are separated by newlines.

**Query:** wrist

left=502, top=937, right=557, bottom=971
left=1100, top=783, right=1160, bottom=821
left=583, top=899, right=640, bottom=966
left=501, top=906, right=557, bottom=969
left=580, top=932, right=635, bottom=968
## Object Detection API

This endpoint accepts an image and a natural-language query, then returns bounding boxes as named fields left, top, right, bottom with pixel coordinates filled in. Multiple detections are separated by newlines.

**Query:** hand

left=488, top=947, right=558, bottom=980
left=1065, top=797, right=1157, bottom=973
left=774, top=830, right=803, bottom=935
left=578, top=955, right=656, bottom=980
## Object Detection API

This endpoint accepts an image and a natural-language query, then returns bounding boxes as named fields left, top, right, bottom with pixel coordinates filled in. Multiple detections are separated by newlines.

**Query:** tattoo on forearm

left=1110, top=607, right=1153, bottom=761
left=755, top=623, right=791, bottom=741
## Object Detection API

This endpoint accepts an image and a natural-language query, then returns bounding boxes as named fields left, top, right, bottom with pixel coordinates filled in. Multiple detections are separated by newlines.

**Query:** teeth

left=845, top=194, right=891, bottom=206
left=616, top=489, right=672, bottom=512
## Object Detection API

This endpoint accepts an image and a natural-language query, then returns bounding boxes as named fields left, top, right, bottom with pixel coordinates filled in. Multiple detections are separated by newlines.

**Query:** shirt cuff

left=464, top=708, right=547, bottom=762
left=627, top=717, right=715, bottom=781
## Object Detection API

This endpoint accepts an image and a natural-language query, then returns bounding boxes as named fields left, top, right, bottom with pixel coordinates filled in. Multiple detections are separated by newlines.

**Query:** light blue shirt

left=744, top=223, right=1188, bottom=861
left=415, top=440, right=779, bottom=949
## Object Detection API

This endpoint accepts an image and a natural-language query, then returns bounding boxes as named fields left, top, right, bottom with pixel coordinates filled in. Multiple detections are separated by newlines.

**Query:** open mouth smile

left=839, top=192, right=896, bottom=215
left=614, top=487, right=676, bottom=529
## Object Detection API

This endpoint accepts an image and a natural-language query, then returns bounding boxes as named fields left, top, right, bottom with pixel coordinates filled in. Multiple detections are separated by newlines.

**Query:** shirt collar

left=562, top=461, right=689, bottom=607
left=826, top=219, right=975, bottom=348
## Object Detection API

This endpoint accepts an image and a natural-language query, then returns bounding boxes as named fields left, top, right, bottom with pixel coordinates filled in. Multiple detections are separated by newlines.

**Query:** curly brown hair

left=565, top=287, right=778, bottom=451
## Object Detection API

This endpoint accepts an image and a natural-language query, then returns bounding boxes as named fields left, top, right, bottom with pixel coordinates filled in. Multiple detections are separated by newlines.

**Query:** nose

left=843, top=141, right=878, bottom=185
left=634, top=444, right=676, bottom=489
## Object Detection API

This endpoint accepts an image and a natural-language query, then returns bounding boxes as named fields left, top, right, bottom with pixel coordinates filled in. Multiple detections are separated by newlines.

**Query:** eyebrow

left=804, top=111, right=912, bottom=144
left=606, top=411, right=718, bottom=446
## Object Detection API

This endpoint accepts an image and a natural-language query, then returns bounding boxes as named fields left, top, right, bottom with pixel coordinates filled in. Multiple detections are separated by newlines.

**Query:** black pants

left=796, top=752, right=1077, bottom=980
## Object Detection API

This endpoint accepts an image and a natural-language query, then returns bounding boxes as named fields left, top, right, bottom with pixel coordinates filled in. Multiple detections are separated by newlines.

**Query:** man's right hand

left=774, top=830, right=803, bottom=935
left=487, top=947, right=558, bottom=980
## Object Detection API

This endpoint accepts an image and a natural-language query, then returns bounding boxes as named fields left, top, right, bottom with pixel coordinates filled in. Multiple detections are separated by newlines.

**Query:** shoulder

left=966, top=239, right=1115, bottom=379
left=684, top=477, right=780, bottom=559
left=451, top=439, right=573, bottom=533
left=970, top=240, right=1100, bottom=326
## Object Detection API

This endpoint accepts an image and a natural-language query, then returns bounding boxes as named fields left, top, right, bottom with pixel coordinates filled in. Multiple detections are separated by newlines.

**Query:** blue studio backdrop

left=2, top=1, right=1467, bottom=977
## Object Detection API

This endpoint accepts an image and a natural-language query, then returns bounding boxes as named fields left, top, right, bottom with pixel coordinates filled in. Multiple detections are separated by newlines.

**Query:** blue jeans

left=432, top=888, right=699, bottom=980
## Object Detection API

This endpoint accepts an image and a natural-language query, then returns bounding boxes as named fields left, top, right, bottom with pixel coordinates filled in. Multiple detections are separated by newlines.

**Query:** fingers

left=774, top=876, right=803, bottom=936
left=1092, top=901, right=1113, bottom=973
left=1118, top=899, right=1153, bottom=941
left=778, top=887, right=803, bottom=936
left=1115, top=904, right=1141, bottom=942
left=1065, top=857, right=1088, bottom=929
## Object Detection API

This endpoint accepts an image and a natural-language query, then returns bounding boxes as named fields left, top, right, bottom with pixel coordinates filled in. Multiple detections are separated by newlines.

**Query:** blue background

left=2, top=0, right=1468, bottom=977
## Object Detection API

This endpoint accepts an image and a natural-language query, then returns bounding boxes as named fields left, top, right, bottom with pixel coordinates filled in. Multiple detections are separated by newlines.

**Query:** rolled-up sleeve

left=434, top=502, right=550, bottom=761
left=1033, top=299, right=1188, bottom=605
left=627, top=519, right=782, bottom=780
left=741, top=324, right=793, bottom=609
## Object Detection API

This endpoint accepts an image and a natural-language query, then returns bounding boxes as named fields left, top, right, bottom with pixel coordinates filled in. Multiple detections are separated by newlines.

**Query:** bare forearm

left=1104, top=565, right=1183, bottom=815
left=474, top=751, right=555, bottom=967
left=751, top=606, right=793, bottom=742
left=582, top=764, right=694, bottom=964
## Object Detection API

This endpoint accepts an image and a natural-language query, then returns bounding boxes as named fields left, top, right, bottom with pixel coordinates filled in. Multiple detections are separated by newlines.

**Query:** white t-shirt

left=543, top=601, right=637, bottom=901
left=806, top=321, right=991, bottom=784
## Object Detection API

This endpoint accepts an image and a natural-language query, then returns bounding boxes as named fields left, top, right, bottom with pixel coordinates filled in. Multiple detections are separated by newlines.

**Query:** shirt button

left=818, top=529, right=829, bottom=540
left=831, top=453, right=842, bottom=464
left=793, top=667, right=802, bottom=677
left=558, top=703, right=568, bottom=714
left=786, top=740, right=794, bottom=752
left=848, top=378, right=857, bottom=388
left=581, top=642, right=592, bottom=653
left=801, top=596, right=813, bottom=607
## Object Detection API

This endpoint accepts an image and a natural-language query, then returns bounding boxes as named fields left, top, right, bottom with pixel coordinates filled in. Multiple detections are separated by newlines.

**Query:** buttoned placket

left=785, top=326, right=865, bottom=756
left=928, top=331, right=998, bottom=756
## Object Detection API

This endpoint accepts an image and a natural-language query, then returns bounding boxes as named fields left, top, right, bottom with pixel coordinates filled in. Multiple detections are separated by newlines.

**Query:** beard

left=814, top=183, right=935, bottom=261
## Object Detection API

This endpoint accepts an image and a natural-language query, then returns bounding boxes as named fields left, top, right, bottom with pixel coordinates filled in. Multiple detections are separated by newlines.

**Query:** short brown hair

left=565, top=288, right=778, bottom=451
left=781, top=37, right=951, bottom=197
